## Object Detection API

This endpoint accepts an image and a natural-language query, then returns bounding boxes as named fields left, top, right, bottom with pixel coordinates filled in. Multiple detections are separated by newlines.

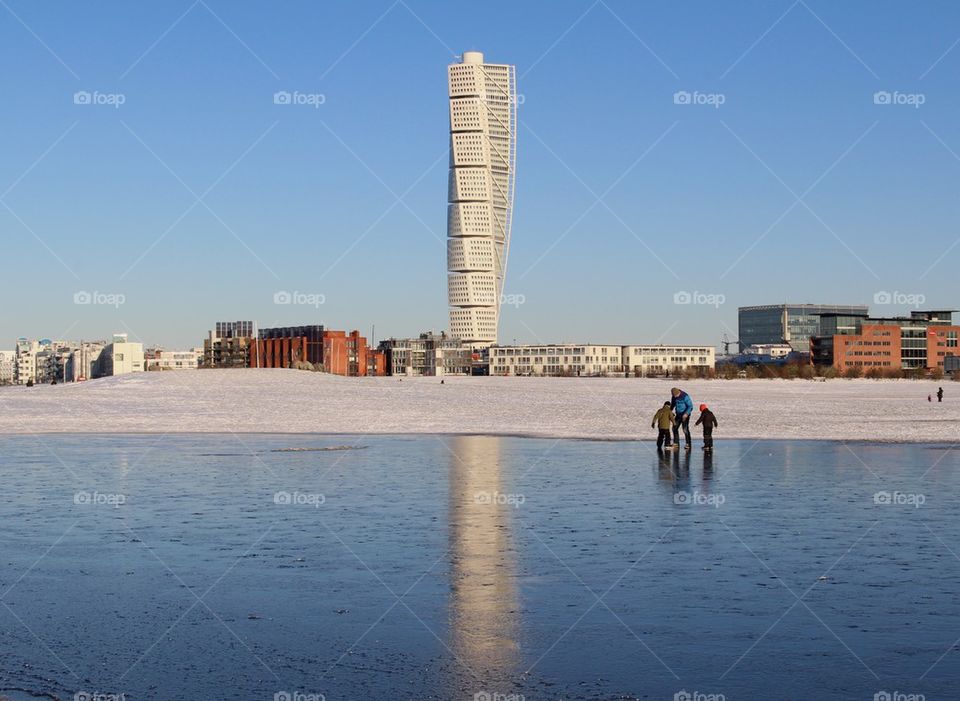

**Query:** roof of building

left=739, top=303, right=870, bottom=312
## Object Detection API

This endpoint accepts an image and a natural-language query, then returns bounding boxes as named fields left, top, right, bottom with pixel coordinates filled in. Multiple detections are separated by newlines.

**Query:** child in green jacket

left=652, top=402, right=674, bottom=450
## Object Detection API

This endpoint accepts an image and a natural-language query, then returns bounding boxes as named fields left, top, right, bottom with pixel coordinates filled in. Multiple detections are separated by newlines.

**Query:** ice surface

left=0, top=434, right=957, bottom=699
left=0, top=370, right=956, bottom=442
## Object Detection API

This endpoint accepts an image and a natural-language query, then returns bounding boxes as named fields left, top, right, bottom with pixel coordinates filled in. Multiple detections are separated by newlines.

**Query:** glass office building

left=738, top=304, right=869, bottom=353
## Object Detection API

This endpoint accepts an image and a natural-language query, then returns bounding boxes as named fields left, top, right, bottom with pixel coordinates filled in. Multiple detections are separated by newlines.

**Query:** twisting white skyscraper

left=447, top=51, right=517, bottom=349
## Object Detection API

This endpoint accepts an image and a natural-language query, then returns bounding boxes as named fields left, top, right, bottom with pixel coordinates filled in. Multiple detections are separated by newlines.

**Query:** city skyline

left=4, top=1, right=960, bottom=348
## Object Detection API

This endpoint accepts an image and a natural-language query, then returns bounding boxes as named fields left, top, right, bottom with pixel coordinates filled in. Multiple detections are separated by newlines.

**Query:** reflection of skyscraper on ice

left=446, top=436, right=520, bottom=682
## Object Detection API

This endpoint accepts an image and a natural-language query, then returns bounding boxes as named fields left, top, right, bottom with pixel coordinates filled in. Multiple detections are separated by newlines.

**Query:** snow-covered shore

left=0, top=370, right=956, bottom=442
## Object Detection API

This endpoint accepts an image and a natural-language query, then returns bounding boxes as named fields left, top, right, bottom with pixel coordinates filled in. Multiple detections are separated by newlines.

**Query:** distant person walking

left=937, top=386, right=944, bottom=402
left=670, top=387, right=694, bottom=450
left=652, top=401, right=674, bottom=450
left=695, top=404, right=718, bottom=452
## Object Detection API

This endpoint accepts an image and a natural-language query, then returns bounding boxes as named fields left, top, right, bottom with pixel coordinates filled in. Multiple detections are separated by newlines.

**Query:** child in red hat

left=695, top=404, right=718, bottom=451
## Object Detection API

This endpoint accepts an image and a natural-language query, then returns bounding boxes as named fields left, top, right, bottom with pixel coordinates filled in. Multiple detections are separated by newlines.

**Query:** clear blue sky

left=2, top=0, right=959, bottom=349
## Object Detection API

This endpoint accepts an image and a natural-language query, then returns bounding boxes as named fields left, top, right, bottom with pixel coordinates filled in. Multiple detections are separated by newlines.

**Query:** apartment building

left=0, top=350, right=14, bottom=385
left=65, top=343, right=106, bottom=382
left=146, top=348, right=203, bottom=371
left=323, top=330, right=359, bottom=376
left=14, top=339, right=113, bottom=384
left=14, top=338, right=41, bottom=385
left=379, top=332, right=472, bottom=376
left=490, top=344, right=625, bottom=376
left=95, top=334, right=144, bottom=377
left=35, top=346, right=76, bottom=383
left=489, top=343, right=717, bottom=377
left=204, top=321, right=254, bottom=368
left=246, top=326, right=385, bottom=376
left=323, top=330, right=387, bottom=377
left=250, top=325, right=324, bottom=369
left=622, top=345, right=716, bottom=376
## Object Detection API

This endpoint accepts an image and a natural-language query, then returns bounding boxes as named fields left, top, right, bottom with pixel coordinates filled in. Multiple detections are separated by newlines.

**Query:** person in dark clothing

left=937, top=387, right=944, bottom=402
left=652, top=402, right=673, bottom=450
left=670, top=387, right=694, bottom=449
left=695, top=403, right=718, bottom=451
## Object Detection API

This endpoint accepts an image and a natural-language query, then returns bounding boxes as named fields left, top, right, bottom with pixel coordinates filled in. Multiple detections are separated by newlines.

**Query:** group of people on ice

left=651, top=387, right=717, bottom=452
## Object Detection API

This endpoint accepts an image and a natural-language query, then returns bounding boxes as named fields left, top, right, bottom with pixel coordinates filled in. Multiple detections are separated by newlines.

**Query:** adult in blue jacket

left=670, top=387, right=694, bottom=449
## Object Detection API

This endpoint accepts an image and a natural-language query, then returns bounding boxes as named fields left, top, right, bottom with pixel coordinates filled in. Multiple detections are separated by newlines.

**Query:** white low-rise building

left=622, top=345, right=716, bottom=376
left=146, top=348, right=203, bottom=371
left=490, top=344, right=625, bottom=376
left=14, top=338, right=40, bottom=385
left=12, top=338, right=119, bottom=384
left=95, top=334, right=144, bottom=377
left=490, top=343, right=716, bottom=377
left=66, top=343, right=106, bottom=382
left=743, top=343, right=793, bottom=358
left=0, top=350, right=14, bottom=385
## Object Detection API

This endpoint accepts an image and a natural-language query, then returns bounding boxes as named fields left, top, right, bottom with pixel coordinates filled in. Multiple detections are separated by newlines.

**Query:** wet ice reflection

left=446, top=436, right=520, bottom=691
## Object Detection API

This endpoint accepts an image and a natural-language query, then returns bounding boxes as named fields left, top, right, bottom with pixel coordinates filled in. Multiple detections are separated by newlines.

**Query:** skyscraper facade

left=447, top=51, right=517, bottom=349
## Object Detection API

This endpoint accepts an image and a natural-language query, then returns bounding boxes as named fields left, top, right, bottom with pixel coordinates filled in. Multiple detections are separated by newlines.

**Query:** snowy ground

left=0, top=370, right=956, bottom=442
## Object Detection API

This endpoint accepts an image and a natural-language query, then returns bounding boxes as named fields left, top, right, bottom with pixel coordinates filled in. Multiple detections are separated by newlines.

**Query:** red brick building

left=367, top=348, right=387, bottom=376
left=815, top=311, right=959, bottom=372
left=831, top=323, right=899, bottom=372
left=252, top=336, right=309, bottom=368
left=249, top=325, right=386, bottom=376
left=323, top=330, right=381, bottom=376
left=249, top=325, right=323, bottom=369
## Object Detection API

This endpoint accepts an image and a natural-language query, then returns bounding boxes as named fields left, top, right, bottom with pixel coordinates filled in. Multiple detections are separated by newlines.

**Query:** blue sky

left=2, top=0, right=960, bottom=349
